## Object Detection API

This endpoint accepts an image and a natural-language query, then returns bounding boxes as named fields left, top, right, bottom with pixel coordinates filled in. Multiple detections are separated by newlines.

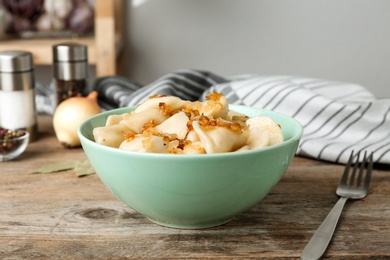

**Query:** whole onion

left=53, top=91, right=102, bottom=148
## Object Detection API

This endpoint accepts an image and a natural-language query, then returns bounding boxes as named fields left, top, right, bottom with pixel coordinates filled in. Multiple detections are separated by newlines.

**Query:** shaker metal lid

left=0, top=51, right=34, bottom=73
left=53, top=43, right=88, bottom=62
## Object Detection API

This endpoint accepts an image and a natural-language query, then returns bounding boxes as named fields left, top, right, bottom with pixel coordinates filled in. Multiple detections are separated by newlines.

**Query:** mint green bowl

left=78, top=105, right=303, bottom=229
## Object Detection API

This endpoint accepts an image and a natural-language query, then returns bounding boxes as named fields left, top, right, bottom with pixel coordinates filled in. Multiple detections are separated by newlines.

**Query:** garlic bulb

left=44, top=0, right=73, bottom=19
left=53, top=91, right=101, bottom=148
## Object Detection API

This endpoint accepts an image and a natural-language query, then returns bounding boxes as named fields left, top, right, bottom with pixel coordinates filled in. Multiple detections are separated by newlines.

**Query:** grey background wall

left=122, top=0, right=390, bottom=98
left=35, top=0, right=390, bottom=98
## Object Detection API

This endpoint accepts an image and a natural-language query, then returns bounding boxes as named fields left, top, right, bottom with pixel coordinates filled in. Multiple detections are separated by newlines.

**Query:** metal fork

left=301, top=151, right=373, bottom=260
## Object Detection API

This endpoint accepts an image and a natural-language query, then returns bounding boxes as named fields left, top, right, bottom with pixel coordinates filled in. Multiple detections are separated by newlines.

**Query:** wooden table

left=1, top=115, right=390, bottom=259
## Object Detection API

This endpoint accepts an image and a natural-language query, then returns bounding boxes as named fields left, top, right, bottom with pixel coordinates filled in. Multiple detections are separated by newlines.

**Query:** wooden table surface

left=1, top=115, right=390, bottom=259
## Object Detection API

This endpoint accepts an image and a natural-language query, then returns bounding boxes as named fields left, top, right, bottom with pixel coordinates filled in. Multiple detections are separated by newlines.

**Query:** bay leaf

left=32, top=160, right=80, bottom=174
left=74, top=159, right=96, bottom=177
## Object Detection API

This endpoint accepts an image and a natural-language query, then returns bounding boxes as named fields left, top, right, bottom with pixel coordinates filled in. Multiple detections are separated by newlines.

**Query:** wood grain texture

left=1, top=115, right=389, bottom=259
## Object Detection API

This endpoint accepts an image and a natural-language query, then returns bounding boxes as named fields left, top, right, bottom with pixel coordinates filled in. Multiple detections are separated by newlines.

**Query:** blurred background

left=2, top=0, right=389, bottom=98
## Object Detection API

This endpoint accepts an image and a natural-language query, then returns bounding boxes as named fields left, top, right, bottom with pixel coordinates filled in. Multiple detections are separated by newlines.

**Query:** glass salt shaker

left=52, top=42, right=88, bottom=107
left=0, top=50, right=38, bottom=141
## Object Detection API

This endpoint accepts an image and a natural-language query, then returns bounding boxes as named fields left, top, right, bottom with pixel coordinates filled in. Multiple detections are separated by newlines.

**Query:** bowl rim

left=0, top=130, right=30, bottom=142
left=78, top=105, right=303, bottom=159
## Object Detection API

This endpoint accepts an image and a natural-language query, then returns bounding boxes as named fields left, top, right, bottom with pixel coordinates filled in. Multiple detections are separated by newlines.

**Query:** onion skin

left=53, top=91, right=101, bottom=148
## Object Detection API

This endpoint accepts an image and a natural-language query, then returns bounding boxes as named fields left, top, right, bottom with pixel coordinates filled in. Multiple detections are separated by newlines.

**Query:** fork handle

left=301, top=197, right=348, bottom=260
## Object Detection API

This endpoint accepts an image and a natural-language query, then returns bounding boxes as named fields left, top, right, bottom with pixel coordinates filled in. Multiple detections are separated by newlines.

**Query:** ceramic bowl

left=78, top=105, right=303, bottom=229
left=0, top=130, right=29, bottom=162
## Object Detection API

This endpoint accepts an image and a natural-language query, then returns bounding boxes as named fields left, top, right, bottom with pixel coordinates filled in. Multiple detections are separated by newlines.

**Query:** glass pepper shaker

left=0, top=50, right=38, bottom=141
left=52, top=42, right=88, bottom=107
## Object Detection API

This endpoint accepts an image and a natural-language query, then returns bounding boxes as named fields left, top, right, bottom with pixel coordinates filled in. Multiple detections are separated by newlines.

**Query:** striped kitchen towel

left=93, top=69, right=390, bottom=165
left=38, top=69, right=390, bottom=165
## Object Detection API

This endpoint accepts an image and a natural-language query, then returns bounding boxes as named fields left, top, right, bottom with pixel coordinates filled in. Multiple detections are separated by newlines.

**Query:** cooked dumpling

left=246, top=116, right=284, bottom=146
left=186, top=129, right=200, bottom=142
left=200, top=92, right=229, bottom=119
left=94, top=92, right=285, bottom=154
left=226, top=110, right=248, bottom=127
left=192, top=117, right=246, bottom=153
left=182, top=141, right=206, bottom=154
left=105, top=113, right=131, bottom=126
left=93, top=124, right=134, bottom=148
left=119, top=135, right=167, bottom=153
left=120, top=108, right=169, bottom=133
left=235, top=145, right=250, bottom=152
left=244, top=126, right=269, bottom=150
left=134, top=95, right=187, bottom=114
left=155, top=111, right=189, bottom=139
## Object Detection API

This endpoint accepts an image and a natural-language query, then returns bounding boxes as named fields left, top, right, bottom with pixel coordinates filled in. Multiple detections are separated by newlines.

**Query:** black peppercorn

left=0, top=128, right=27, bottom=155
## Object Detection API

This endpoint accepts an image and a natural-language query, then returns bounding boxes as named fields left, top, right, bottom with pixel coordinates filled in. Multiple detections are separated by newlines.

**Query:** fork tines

left=341, top=151, right=373, bottom=188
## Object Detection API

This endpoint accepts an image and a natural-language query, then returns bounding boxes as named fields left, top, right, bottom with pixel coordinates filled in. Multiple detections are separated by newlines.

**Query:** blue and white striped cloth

left=38, top=69, right=390, bottom=165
